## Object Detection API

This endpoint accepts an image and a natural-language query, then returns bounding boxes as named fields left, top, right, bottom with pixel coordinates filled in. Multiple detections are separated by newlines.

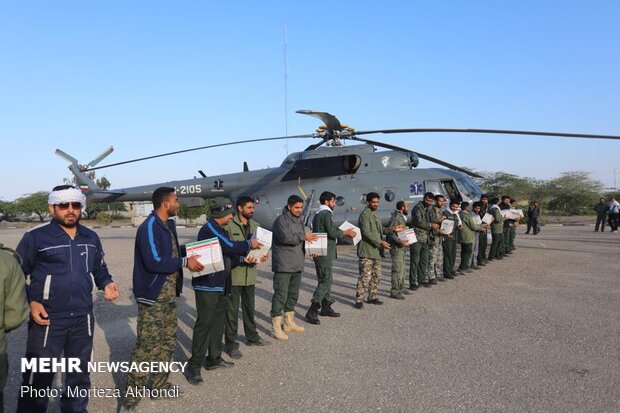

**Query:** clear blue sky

left=1, top=1, right=619, bottom=201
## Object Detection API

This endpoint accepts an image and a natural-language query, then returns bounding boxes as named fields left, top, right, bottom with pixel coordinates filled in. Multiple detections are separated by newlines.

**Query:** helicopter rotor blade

left=296, top=110, right=342, bottom=132
left=355, top=128, right=620, bottom=140
left=349, top=136, right=483, bottom=178
left=84, top=134, right=315, bottom=172
left=86, top=146, right=115, bottom=168
left=54, top=149, right=79, bottom=166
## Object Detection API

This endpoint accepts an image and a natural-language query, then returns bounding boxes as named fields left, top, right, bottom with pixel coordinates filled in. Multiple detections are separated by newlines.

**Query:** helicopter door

left=425, top=179, right=462, bottom=205
left=441, top=180, right=462, bottom=204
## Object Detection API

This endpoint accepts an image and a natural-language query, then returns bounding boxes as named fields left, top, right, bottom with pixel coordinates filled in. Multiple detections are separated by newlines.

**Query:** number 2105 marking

left=176, top=184, right=202, bottom=195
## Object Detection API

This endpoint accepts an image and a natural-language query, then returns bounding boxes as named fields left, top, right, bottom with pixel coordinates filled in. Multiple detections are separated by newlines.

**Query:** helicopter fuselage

left=84, top=144, right=483, bottom=229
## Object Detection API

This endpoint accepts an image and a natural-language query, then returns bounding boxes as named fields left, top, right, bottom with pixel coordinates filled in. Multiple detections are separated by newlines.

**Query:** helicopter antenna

left=283, top=23, right=289, bottom=155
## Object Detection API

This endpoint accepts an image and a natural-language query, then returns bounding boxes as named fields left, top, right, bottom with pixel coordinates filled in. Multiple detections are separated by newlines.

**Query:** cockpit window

left=455, top=176, right=482, bottom=200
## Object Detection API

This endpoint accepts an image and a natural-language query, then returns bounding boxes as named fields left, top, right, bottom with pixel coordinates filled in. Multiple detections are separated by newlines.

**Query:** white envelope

left=186, top=237, right=225, bottom=276
left=338, top=221, right=362, bottom=246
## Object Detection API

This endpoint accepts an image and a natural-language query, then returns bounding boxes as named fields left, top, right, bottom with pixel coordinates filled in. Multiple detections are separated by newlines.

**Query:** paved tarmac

left=1, top=225, right=619, bottom=413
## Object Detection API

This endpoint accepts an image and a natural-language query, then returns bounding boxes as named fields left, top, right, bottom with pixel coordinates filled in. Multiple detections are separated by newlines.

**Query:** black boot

left=304, top=302, right=321, bottom=324
left=320, top=299, right=341, bottom=317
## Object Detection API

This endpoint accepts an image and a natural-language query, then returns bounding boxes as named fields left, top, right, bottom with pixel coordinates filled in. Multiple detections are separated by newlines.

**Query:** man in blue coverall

left=16, top=185, right=120, bottom=413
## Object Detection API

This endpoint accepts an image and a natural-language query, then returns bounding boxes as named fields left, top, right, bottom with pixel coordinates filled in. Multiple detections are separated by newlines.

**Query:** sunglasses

left=55, top=202, right=83, bottom=210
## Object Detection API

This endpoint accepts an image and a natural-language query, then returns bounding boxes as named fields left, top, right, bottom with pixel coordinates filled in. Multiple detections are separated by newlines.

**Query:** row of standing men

left=4, top=185, right=520, bottom=413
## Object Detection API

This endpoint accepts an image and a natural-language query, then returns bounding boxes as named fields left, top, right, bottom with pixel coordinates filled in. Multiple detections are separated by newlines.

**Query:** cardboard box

left=247, top=227, right=272, bottom=262
left=397, top=228, right=418, bottom=244
left=186, top=238, right=224, bottom=276
left=338, top=221, right=362, bottom=246
left=482, top=213, right=494, bottom=225
left=441, top=220, right=455, bottom=236
left=306, top=233, right=328, bottom=256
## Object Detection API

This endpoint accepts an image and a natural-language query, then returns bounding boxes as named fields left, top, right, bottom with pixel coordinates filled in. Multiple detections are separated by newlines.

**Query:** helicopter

left=56, top=110, right=620, bottom=229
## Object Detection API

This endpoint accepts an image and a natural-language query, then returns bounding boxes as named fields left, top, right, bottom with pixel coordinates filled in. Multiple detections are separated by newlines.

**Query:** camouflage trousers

left=356, top=258, right=381, bottom=303
left=125, top=301, right=177, bottom=404
left=426, top=238, right=443, bottom=281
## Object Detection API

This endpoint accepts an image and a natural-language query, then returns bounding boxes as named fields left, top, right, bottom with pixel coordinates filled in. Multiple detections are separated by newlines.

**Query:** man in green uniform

left=477, top=194, right=490, bottom=265
left=442, top=200, right=462, bottom=279
left=410, top=192, right=437, bottom=289
left=387, top=200, right=409, bottom=299
left=305, top=192, right=357, bottom=324
left=355, top=192, right=403, bottom=308
left=458, top=202, right=481, bottom=274
left=500, top=195, right=515, bottom=255
left=509, top=198, right=520, bottom=251
left=224, top=196, right=271, bottom=359
left=0, top=244, right=29, bottom=409
left=488, top=197, right=505, bottom=261
left=427, top=194, right=447, bottom=284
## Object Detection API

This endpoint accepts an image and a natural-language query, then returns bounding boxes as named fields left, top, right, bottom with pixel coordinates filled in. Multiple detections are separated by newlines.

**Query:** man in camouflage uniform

left=355, top=192, right=403, bottom=308
left=410, top=192, right=437, bottom=288
left=123, top=187, right=203, bottom=410
left=305, top=191, right=357, bottom=324
left=387, top=201, right=409, bottom=299
left=427, top=194, right=447, bottom=284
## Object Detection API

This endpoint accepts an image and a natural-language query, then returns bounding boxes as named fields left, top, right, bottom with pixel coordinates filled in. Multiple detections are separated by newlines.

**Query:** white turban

left=48, top=187, right=87, bottom=210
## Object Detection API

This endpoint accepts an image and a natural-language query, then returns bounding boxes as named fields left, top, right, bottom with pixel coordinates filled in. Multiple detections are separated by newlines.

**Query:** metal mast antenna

left=283, top=23, right=289, bottom=155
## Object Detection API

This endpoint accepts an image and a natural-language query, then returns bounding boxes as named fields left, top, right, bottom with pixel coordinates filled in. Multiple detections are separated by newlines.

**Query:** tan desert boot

left=283, top=311, right=305, bottom=333
left=271, top=316, right=289, bottom=341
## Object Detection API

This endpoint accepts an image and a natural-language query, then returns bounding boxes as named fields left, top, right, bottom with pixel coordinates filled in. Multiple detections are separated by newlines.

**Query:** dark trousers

left=509, top=226, right=517, bottom=250
left=270, top=272, right=301, bottom=317
left=189, top=291, right=228, bottom=371
left=478, top=232, right=488, bottom=262
left=18, top=314, right=94, bottom=413
left=442, top=238, right=457, bottom=276
left=312, top=261, right=333, bottom=304
left=1, top=352, right=7, bottom=413
left=225, top=285, right=260, bottom=350
left=609, top=214, right=619, bottom=231
left=503, top=227, right=512, bottom=252
left=459, top=243, right=473, bottom=271
left=489, top=232, right=503, bottom=259
left=526, top=218, right=540, bottom=234
left=595, top=214, right=606, bottom=231
left=409, top=241, right=428, bottom=286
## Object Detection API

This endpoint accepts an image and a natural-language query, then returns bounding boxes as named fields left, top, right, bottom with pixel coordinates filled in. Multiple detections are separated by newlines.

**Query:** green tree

left=474, top=171, right=542, bottom=201
left=0, top=200, right=17, bottom=221
left=16, top=192, right=50, bottom=222
left=544, top=171, right=603, bottom=215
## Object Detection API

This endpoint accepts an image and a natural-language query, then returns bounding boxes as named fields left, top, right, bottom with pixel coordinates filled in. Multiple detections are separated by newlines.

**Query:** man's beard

left=242, top=212, right=253, bottom=220
left=58, top=214, right=80, bottom=228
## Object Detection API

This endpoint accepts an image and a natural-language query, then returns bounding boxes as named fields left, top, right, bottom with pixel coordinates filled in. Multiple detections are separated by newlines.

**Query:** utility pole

left=283, top=23, right=289, bottom=155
